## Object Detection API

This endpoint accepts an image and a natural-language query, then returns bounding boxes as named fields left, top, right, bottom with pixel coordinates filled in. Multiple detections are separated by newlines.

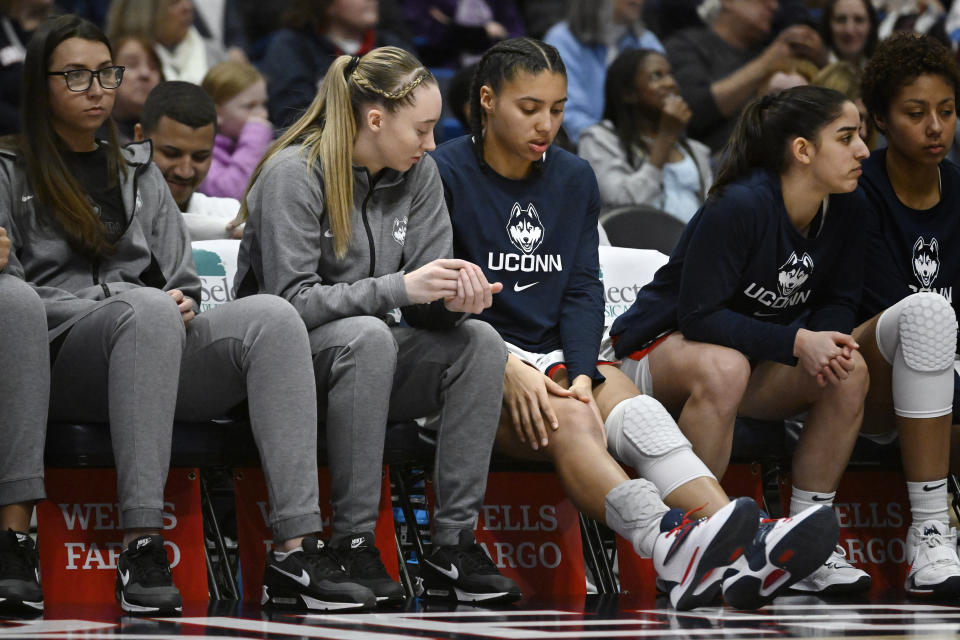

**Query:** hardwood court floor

left=6, top=592, right=960, bottom=639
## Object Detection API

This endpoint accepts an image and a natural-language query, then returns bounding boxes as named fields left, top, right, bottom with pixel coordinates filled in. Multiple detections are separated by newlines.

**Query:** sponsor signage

left=36, top=468, right=206, bottom=604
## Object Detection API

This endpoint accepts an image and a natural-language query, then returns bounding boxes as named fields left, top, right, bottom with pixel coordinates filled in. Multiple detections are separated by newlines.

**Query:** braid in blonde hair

left=240, top=47, right=435, bottom=259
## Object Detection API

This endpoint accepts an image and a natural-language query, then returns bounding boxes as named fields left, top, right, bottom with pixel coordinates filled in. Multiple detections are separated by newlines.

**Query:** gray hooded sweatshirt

left=0, top=141, right=199, bottom=339
left=235, top=145, right=460, bottom=329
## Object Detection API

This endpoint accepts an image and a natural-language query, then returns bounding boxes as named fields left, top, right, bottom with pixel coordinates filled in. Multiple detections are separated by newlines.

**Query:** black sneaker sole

left=418, top=580, right=521, bottom=604
left=261, top=585, right=374, bottom=611
left=0, top=596, right=44, bottom=616
left=907, top=574, right=960, bottom=599
left=723, top=507, right=839, bottom=610
left=115, top=588, right=182, bottom=615
left=790, top=573, right=872, bottom=596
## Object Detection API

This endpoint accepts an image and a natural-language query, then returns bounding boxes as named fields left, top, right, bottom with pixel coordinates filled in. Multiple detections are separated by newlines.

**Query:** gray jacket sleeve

left=251, top=153, right=409, bottom=330
left=579, top=123, right=665, bottom=208
left=0, top=160, right=99, bottom=322
left=398, top=156, right=463, bottom=329
left=144, top=165, right=202, bottom=307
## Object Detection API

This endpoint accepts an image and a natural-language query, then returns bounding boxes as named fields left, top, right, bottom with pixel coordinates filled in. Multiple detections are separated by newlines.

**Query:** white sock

left=906, top=479, right=950, bottom=529
left=790, top=486, right=835, bottom=516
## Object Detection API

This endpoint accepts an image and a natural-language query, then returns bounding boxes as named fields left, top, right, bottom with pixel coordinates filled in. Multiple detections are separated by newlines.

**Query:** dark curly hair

left=862, top=32, right=960, bottom=132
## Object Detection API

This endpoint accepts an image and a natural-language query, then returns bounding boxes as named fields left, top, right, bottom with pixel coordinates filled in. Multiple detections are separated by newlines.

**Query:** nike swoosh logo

left=351, top=538, right=364, bottom=549
left=119, top=569, right=131, bottom=586
left=924, top=483, right=946, bottom=491
left=424, top=559, right=459, bottom=580
left=514, top=281, right=539, bottom=292
left=323, top=229, right=334, bottom=238
left=811, top=495, right=832, bottom=502
left=270, top=565, right=311, bottom=586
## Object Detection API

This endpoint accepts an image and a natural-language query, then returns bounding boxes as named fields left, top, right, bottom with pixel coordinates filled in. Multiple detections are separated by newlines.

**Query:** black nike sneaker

left=418, top=531, right=521, bottom=603
left=262, top=536, right=375, bottom=610
left=115, top=535, right=182, bottom=614
left=0, top=529, right=43, bottom=614
left=333, top=532, right=405, bottom=606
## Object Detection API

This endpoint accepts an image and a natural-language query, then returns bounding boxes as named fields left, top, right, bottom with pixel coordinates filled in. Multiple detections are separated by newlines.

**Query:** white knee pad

left=605, top=395, right=716, bottom=498
left=876, top=292, right=956, bottom=418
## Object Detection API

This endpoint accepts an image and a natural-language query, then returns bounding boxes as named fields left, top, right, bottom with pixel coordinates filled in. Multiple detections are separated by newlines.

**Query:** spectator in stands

left=0, top=0, right=55, bottom=135
left=666, top=0, right=826, bottom=153
left=544, top=0, right=664, bottom=143
left=820, top=0, right=878, bottom=68
left=106, top=0, right=225, bottom=84
left=1, top=15, right=373, bottom=613
left=756, top=57, right=818, bottom=96
left=134, top=81, right=242, bottom=240
left=198, top=61, right=271, bottom=202
left=814, top=60, right=873, bottom=147
left=434, top=37, right=840, bottom=611
left=260, top=0, right=412, bottom=129
left=0, top=225, right=48, bottom=616
left=834, top=32, right=960, bottom=598
left=108, top=34, right=163, bottom=143
left=579, top=48, right=711, bottom=222
left=236, top=46, right=522, bottom=606
left=610, top=85, right=874, bottom=596
left=402, top=0, right=523, bottom=67
left=192, top=0, right=248, bottom=62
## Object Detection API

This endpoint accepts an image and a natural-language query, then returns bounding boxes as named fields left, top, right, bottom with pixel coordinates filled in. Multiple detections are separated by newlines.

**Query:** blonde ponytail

left=241, top=47, right=435, bottom=259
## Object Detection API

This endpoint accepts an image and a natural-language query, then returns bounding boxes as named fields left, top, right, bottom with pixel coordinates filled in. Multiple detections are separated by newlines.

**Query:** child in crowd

left=610, top=85, right=875, bottom=597
left=432, top=37, right=839, bottom=611
left=838, top=32, right=960, bottom=598
left=1, top=15, right=370, bottom=613
left=236, top=46, right=521, bottom=606
left=579, top=48, right=711, bottom=222
left=106, top=34, right=162, bottom=144
left=199, top=60, right=272, bottom=201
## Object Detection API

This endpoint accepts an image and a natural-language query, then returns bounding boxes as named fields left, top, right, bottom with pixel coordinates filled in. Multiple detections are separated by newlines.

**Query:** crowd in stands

left=4, top=0, right=960, bottom=621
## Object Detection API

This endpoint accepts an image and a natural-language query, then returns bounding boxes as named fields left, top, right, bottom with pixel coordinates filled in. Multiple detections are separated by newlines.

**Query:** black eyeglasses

left=47, top=65, right=125, bottom=92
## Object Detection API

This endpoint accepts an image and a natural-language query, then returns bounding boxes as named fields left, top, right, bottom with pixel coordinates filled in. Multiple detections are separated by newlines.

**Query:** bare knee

left=546, top=398, right=606, bottom=453
left=690, top=348, right=751, bottom=414
left=820, top=349, right=870, bottom=410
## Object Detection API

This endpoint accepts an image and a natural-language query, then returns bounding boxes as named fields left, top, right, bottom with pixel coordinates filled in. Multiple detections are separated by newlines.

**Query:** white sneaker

left=721, top=505, right=839, bottom=610
left=905, top=520, right=960, bottom=598
left=653, top=497, right=759, bottom=611
left=790, top=545, right=871, bottom=595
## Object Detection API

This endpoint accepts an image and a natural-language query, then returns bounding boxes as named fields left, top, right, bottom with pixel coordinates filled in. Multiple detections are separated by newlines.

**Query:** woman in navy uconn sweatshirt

left=432, top=39, right=841, bottom=611
left=610, top=85, right=874, bottom=595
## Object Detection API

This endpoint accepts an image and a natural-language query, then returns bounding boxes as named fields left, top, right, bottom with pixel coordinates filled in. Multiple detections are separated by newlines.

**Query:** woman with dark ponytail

left=610, top=85, right=875, bottom=596
left=432, top=38, right=841, bottom=611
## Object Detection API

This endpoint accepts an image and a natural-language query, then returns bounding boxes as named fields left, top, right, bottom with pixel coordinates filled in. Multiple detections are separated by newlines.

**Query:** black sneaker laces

left=448, top=543, right=499, bottom=576
left=301, top=545, right=347, bottom=578
left=343, top=546, right=389, bottom=578
left=126, top=543, right=173, bottom=587
left=0, top=533, right=35, bottom=579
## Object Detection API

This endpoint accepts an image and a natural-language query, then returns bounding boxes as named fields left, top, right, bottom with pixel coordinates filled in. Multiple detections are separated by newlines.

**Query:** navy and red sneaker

left=721, top=505, right=839, bottom=610
left=653, top=497, right=759, bottom=610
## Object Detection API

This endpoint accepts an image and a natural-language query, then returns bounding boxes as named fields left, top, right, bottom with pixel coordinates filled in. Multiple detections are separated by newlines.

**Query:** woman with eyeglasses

left=0, top=15, right=359, bottom=615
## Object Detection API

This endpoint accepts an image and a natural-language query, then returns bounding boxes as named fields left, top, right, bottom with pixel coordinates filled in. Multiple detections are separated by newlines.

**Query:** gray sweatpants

left=311, top=317, right=506, bottom=547
left=47, top=289, right=323, bottom=541
left=0, top=275, right=50, bottom=507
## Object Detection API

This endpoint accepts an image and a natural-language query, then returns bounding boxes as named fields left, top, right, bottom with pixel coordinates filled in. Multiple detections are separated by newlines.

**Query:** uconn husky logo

left=392, top=216, right=407, bottom=247
left=777, top=252, right=814, bottom=297
left=912, top=236, right=940, bottom=288
left=507, top=203, right=544, bottom=254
